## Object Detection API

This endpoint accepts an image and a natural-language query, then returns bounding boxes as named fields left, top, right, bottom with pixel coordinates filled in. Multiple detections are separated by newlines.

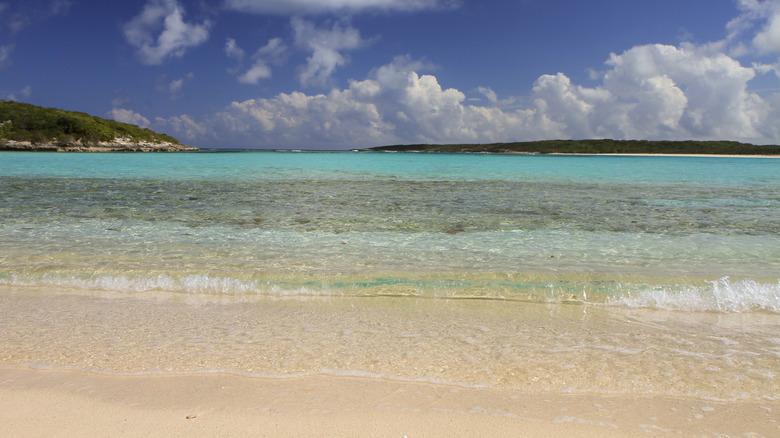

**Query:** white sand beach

left=2, top=367, right=778, bottom=437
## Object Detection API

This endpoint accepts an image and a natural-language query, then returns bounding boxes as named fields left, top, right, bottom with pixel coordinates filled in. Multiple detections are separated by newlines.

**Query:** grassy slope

left=0, top=100, right=183, bottom=146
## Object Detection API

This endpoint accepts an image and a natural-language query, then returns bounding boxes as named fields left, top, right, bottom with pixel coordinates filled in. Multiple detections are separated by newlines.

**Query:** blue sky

left=2, top=0, right=780, bottom=148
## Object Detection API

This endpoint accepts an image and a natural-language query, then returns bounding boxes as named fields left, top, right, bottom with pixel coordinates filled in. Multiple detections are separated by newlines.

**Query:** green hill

left=363, top=139, right=780, bottom=155
left=0, top=101, right=196, bottom=151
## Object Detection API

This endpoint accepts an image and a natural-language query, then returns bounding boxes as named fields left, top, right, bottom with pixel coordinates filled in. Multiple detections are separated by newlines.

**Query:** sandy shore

left=2, top=367, right=777, bottom=437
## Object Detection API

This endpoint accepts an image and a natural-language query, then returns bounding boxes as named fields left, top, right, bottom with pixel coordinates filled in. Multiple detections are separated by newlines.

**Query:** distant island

left=0, top=101, right=197, bottom=152
left=361, top=140, right=780, bottom=156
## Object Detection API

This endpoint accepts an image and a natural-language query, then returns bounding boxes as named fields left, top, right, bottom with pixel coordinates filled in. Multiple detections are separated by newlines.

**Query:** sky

left=2, top=0, right=780, bottom=149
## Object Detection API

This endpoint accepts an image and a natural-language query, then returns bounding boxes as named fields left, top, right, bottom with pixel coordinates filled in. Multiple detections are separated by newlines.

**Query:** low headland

left=361, top=139, right=780, bottom=156
left=0, top=101, right=197, bottom=152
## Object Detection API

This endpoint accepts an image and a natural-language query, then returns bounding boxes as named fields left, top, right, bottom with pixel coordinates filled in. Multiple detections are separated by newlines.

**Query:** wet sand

left=2, top=367, right=778, bottom=437
left=2, top=286, right=779, bottom=436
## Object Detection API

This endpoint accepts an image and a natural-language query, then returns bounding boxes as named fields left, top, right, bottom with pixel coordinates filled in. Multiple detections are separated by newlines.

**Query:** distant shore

left=547, top=152, right=780, bottom=158
left=0, top=140, right=198, bottom=152
left=361, top=139, right=780, bottom=156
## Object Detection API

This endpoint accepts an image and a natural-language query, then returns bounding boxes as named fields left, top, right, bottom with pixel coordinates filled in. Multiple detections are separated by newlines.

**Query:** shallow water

left=1, top=287, right=778, bottom=401
left=1, top=151, right=778, bottom=401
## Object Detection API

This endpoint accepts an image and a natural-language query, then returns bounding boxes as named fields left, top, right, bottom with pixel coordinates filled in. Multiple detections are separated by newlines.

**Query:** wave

left=1, top=271, right=778, bottom=313
left=605, top=277, right=780, bottom=313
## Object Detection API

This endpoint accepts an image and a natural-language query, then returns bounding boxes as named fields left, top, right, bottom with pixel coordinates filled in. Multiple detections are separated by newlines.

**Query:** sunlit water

left=1, top=150, right=778, bottom=401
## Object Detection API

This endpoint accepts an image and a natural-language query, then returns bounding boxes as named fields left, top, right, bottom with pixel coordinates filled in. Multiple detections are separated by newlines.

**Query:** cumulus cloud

left=292, top=18, right=368, bottom=87
left=604, top=44, right=765, bottom=140
left=223, top=0, right=455, bottom=15
left=123, top=0, right=210, bottom=65
left=727, top=0, right=780, bottom=53
left=149, top=2, right=780, bottom=149
left=226, top=37, right=287, bottom=85
left=753, top=7, right=780, bottom=53
left=171, top=55, right=544, bottom=147
left=109, top=108, right=151, bottom=128
left=156, top=113, right=206, bottom=140
left=155, top=42, right=778, bottom=148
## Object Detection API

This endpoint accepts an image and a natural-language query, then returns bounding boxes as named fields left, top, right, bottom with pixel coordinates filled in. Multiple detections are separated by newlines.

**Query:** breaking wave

left=1, top=272, right=778, bottom=313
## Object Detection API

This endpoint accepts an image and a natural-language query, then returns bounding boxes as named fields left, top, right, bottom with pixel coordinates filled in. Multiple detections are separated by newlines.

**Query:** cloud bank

left=113, top=0, right=780, bottom=148
left=154, top=41, right=778, bottom=148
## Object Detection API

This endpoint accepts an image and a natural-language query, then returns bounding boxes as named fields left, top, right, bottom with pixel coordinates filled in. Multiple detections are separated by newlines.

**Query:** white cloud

left=292, top=18, right=368, bottom=87
left=727, top=0, right=780, bottom=53
left=156, top=42, right=779, bottom=148
left=227, top=37, right=288, bottom=85
left=604, top=44, right=765, bottom=140
left=753, top=7, right=780, bottom=53
left=155, top=113, right=206, bottom=141
left=110, top=108, right=151, bottom=128
left=170, top=56, right=545, bottom=147
left=123, top=0, right=210, bottom=65
left=225, top=38, right=245, bottom=61
left=223, top=0, right=455, bottom=15
left=476, top=86, right=517, bottom=107
left=150, top=3, right=780, bottom=149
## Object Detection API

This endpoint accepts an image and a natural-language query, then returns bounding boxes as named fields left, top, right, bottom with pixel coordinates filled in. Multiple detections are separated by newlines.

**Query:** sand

left=2, top=367, right=777, bottom=437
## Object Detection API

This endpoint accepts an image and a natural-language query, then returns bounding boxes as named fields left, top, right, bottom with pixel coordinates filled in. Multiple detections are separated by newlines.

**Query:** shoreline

left=2, top=367, right=777, bottom=437
left=367, top=149, right=780, bottom=158
left=0, top=140, right=198, bottom=152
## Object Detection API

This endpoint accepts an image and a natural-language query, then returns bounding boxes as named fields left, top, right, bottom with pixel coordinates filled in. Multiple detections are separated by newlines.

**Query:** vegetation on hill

left=364, top=139, right=780, bottom=155
left=0, top=100, right=183, bottom=146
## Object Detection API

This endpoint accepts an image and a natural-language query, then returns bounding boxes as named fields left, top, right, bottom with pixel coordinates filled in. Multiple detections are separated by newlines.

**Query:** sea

left=1, top=150, right=778, bottom=402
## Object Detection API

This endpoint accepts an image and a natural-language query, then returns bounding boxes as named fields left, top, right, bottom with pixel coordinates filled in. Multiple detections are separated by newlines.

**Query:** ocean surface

left=1, top=150, right=778, bottom=402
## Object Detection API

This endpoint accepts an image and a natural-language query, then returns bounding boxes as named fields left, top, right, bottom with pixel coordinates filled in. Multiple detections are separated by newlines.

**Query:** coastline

left=362, top=139, right=780, bottom=156
left=372, top=149, right=780, bottom=158
left=3, top=367, right=777, bottom=437
left=0, top=140, right=198, bottom=152
left=545, top=152, right=780, bottom=158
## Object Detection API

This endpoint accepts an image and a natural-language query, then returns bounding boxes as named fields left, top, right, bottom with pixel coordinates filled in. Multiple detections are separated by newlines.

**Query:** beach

left=3, top=367, right=778, bottom=437
left=2, top=285, right=778, bottom=437
left=1, top=151, right=778, bottom=436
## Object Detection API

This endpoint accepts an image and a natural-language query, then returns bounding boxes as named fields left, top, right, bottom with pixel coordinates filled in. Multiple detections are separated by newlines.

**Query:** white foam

left=0, top=272, right=334, bottom=297
left=2, top=272, right=778, bottom=313
left=606, top=277, right=780, bottom=313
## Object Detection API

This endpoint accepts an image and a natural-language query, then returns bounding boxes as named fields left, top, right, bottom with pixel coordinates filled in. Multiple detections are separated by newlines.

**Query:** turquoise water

left=1, top=151, right=778, bottom=308
left=1, top=150, right=779, bottom=401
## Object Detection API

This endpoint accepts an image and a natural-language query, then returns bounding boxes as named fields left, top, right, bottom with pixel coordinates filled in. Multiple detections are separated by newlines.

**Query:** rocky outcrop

left=0, top=139, right=198, bottom=152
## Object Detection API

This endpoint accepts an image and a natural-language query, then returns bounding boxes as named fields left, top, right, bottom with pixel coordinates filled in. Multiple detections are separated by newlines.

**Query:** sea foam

left=2, top=272, right=778, bottom=313
left=607, top=277, right=780, bottom=313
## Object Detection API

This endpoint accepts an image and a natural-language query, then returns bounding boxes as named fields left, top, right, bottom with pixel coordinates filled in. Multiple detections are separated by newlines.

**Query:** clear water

left=1, top=150, right=778, bottom=401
